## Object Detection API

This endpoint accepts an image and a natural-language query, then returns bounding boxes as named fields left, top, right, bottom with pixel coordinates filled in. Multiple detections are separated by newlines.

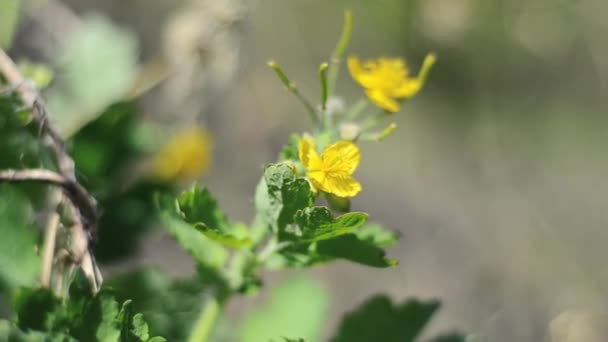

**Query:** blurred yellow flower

left=298, top=138, right=361, bottom=198
left=347, top=54, right=436, bottom=112
left=153, top=127, right=212, bottom=182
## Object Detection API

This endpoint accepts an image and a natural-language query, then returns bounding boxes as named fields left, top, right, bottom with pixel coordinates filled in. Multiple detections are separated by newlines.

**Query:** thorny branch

left=0, top=47, right=102, bottom=292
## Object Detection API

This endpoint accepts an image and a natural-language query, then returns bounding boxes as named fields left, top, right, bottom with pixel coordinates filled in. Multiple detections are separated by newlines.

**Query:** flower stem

left=327, top=10, right=353, bottom=98
left=344, top=97, right=368, bottom=121
left=188, top=292, right=228, bottom=342
left=361, top=109, right=390, bottom=131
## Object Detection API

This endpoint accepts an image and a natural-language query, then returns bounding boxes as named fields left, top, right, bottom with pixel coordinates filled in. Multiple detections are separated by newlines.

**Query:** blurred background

left=2, top=0, right=608, bottom=341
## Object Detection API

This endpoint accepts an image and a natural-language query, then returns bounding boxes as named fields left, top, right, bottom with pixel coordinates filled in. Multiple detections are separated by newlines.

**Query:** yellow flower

left=153, top=127, right=212, bottom=181
left=347, top=54, right=436, bottom=112
left=298, top=138, right=362, bottom=198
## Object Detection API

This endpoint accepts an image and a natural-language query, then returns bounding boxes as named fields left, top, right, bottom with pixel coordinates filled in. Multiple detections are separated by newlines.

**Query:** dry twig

left=0, top=47, right=102, bottom=292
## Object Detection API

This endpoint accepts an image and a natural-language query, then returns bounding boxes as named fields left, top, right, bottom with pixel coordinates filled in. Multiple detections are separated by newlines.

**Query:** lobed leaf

left=331, top=296, right=441, bottom=342
left=174, top=185, right=251, bottom=249
left=255, top=163, right=314, bottom=238
left=316, top=234, right=398, bottom=268
left=294, top=206, right=368, bottom=242
left=11, top=276, right=166, bottom=341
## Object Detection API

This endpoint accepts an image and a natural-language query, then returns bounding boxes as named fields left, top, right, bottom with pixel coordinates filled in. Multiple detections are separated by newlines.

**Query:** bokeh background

left=3, top=0, right=608, bottom=341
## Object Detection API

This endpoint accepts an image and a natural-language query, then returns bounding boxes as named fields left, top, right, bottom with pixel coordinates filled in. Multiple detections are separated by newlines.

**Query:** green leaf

left=316, top=234, right=398, bottom=268
left=331, top=296, right=440, bottom=342
left=177, top=184, right=251, bottom=249
left=0, top=0, right=20, bottom=49
left=279, top=134, right=301, bottom=162
left=160, top=211, right=229, bottom=268
left=294, top=207, right=368, bottom=242
left=71, top=102, right=160, bottom=262
left=240, top=276, right=328, bottom=342
left=177, top=184, right=230, bottom=231
left=46, top=14, right=138, bottom=137
left=109, top=268, right=211, bottom=341
left=0, top=319, right=77, bottom=342
left=131, top=313, right=150, bottom=341
left=354, top=224, right=399, bottom=248
left=0, top=185, right=40, bottom=291
left=13, top=287, right=59, bottom=331
left=147, top=337, right=168, bottom=342
left=255, top=163, right=314, bottom=237
left=10, top=271, right=165, bottom=341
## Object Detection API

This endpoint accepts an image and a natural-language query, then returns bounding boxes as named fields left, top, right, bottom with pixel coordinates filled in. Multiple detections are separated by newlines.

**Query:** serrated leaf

left=11, top=271, right=165, bottom=341
left=131, top=313, right=150, bottom=341
left=255, top=163, right=314, bottom=237
left=331, top=296, right=441, bottom=342
left=176, top=185, right=251, bottom=249
left=316, top=234, right=398, bottom=268
left=160, top=212, right=228, bottom=267
left=294, top=207, right=367, bottom=242
left=177, top=184, right=230, bottom=231
left=109, top=268, right=210, bottom=341
left=240, top=276, right=328, bottom=342
left=95, top=291, right=122, bottom=342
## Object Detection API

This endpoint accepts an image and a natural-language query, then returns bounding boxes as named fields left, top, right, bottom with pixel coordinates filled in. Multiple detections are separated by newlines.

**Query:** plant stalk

left=188, top=292, right=228, bottom=342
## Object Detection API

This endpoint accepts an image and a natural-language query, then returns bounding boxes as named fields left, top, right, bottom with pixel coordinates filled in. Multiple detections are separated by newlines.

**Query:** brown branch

left=0, top=48, right=98, bottom=232
left=0, top=47, right=102, bottom=292
left=0, top=168, right=67, bottom=186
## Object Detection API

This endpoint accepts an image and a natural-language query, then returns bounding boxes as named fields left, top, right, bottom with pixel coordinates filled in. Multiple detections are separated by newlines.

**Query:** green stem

left=344, top=97, right=368, bottom=121
left=327, top=11, right=353, bottom=98
left=188, top=292, right=227, bottom=342
left=268, top=60, right=321, bottom=128
left=361, top=109, right=389, bottom=131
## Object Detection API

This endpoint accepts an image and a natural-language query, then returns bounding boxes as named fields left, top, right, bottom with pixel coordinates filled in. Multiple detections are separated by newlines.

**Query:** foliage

left=3, top=272, right=165, bottom=341
left=0, top=7, right=466, bottom=342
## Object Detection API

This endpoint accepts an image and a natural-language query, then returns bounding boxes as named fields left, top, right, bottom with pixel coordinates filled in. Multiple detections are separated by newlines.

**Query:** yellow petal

left=321, top=140, right=360, bottom=175
left=307, top=170, right=328, bottom=193
left=298, top=137, right=321, bottom=170
left=347, top=56, right=377, bottom=89
left=153, top=127, right=212, bottom=181
left=391, top=79, right=421, bottom=98
left=324, top=173, right=362, bottom=198
left=365, top=89, right=400, bottom=112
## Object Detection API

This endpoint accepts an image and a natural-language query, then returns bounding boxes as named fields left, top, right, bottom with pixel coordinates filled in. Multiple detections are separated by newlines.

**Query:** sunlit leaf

left=47, top=14, right=138, bottom=137
left=240, top=276, right=328, bottom=342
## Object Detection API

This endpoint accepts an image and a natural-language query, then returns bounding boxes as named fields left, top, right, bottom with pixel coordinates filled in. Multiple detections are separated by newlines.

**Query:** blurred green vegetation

left=0, top=0, right=607, bottom=341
